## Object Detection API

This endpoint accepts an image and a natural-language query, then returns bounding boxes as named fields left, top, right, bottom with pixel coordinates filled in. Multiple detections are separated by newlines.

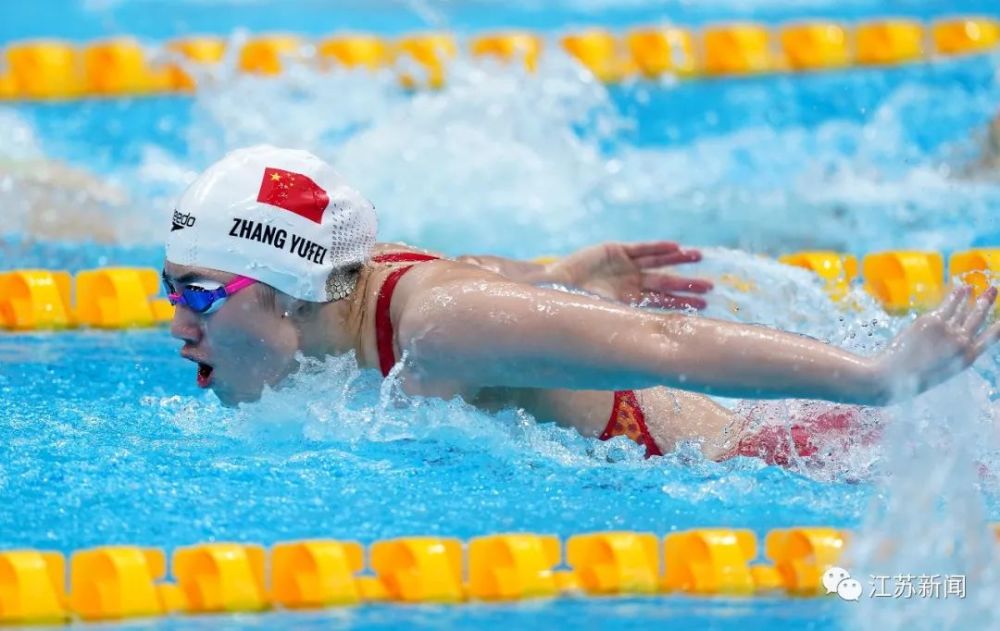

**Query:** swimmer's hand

left=550, top=241, right=713, bottom=310
left=872, top=285, right=1000, bottom=401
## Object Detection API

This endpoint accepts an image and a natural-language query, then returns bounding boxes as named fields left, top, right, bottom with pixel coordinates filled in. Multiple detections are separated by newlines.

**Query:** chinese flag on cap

left=257, top=167, right=330, bottom=223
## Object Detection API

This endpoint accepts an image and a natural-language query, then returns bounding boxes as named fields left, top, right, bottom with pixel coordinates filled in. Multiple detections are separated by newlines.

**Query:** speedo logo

left=171, top=210, right=196, bottom=231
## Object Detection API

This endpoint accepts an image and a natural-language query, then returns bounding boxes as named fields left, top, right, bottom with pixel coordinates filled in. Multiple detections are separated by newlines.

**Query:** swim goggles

left=162, top=272, right=257, bottom=315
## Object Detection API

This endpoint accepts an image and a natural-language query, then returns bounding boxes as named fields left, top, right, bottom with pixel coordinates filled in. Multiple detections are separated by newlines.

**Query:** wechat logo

left=823, top=566, right=863, bottom=601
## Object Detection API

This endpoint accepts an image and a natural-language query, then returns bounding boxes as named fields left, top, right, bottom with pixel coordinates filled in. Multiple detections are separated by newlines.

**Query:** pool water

left=2, top=1, right=1000, bottom=629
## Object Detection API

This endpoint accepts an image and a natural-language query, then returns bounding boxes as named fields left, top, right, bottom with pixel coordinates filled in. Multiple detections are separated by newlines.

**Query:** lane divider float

left=0, top=527, right=855, bottom=625
left=1, top=16, right=998, bottom=99
left=777, top=251, right=858, bottom=302
left=782, top=248, right=999, bottom=312
left=0, top=268, right=172, bottom=331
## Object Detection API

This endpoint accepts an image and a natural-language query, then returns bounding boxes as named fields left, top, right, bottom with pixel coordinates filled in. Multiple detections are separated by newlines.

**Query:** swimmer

left=163, top=146, right=1000, bottom=465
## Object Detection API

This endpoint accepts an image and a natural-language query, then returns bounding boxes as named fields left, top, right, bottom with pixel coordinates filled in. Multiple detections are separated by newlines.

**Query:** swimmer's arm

left=458, top=242, right=712, bottom=309
left=398, top=280, right=999, bottom=406
left=397, top=278, right=881, bottom=402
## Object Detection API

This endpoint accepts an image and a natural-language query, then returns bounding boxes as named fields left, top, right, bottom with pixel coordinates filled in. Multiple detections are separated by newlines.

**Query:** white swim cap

left=165, top=145, right=377, bottom=302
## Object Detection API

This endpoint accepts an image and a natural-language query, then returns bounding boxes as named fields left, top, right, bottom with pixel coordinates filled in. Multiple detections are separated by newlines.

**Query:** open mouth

left=197, top=362, right=214, bottom=388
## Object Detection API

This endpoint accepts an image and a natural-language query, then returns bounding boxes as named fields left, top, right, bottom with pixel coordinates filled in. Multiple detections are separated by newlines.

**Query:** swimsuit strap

left=600, top=390, right=663, bottom=458
left=373, top=252, right=440, bottom=376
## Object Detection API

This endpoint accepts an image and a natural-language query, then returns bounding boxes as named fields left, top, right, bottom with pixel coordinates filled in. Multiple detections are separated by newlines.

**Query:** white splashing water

left=118, top=44, right=1000, bottom=254
left=3, top=44, right=999, bottom=250
left=149, top=350, right=640, bottom=466
left=144, top=45, right=622, bottom=254
left=848, top=373, right=1000, bottom=628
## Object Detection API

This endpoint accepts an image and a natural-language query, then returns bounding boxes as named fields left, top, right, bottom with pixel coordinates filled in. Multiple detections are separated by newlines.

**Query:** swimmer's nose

left=169, top=305, right=202, bottom=343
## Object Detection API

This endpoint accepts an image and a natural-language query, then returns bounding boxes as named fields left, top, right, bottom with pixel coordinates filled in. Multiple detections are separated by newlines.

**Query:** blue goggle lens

left=182, top=288, right=221, bottom=313
left=163, top=275, right=225, bottom=314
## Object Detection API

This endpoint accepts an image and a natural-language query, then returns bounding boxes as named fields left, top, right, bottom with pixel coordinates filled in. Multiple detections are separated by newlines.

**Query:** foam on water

left=849, top=377, right=1000, bottom=628
left=154, top=351, right=631, bottom=465
left=133, top=341, right=874, bottom=524
left=71, top=46, right=1000, bottom=253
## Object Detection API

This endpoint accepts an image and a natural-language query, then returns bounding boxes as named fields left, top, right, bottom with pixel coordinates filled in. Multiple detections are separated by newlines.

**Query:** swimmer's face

left=164, top=261, right=300, bottom=405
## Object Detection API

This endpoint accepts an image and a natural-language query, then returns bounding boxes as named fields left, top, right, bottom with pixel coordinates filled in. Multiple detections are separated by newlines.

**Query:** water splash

left=127, top=49, right=1000, bottom=256
left=3, top=47, right=999, bottom=253
left=147, top=350, right=622, bottom=466
left=849, top=370, right=1000, bottom=628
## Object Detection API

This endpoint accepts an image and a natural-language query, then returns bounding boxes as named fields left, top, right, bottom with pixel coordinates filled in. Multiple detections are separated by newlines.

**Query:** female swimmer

left=163, top=146, right=1000, bottom=464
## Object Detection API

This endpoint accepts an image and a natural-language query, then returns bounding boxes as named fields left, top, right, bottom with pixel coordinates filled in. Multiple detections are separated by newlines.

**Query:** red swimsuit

left=370, top=252, right=665, bottom=458
left=599, top=390, right=664, bottom=458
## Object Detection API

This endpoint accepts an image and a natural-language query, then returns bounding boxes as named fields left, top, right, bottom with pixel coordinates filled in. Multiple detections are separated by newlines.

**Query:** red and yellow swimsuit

left=371, top=252, right=665, bottom=458
left=599, top=391, right=663, bottom=457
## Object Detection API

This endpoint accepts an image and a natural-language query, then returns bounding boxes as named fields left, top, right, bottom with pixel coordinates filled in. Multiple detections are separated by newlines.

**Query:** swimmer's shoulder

left=367, top=242, right=510, bottom=323
left=361, top=243, right=505, bottom=365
